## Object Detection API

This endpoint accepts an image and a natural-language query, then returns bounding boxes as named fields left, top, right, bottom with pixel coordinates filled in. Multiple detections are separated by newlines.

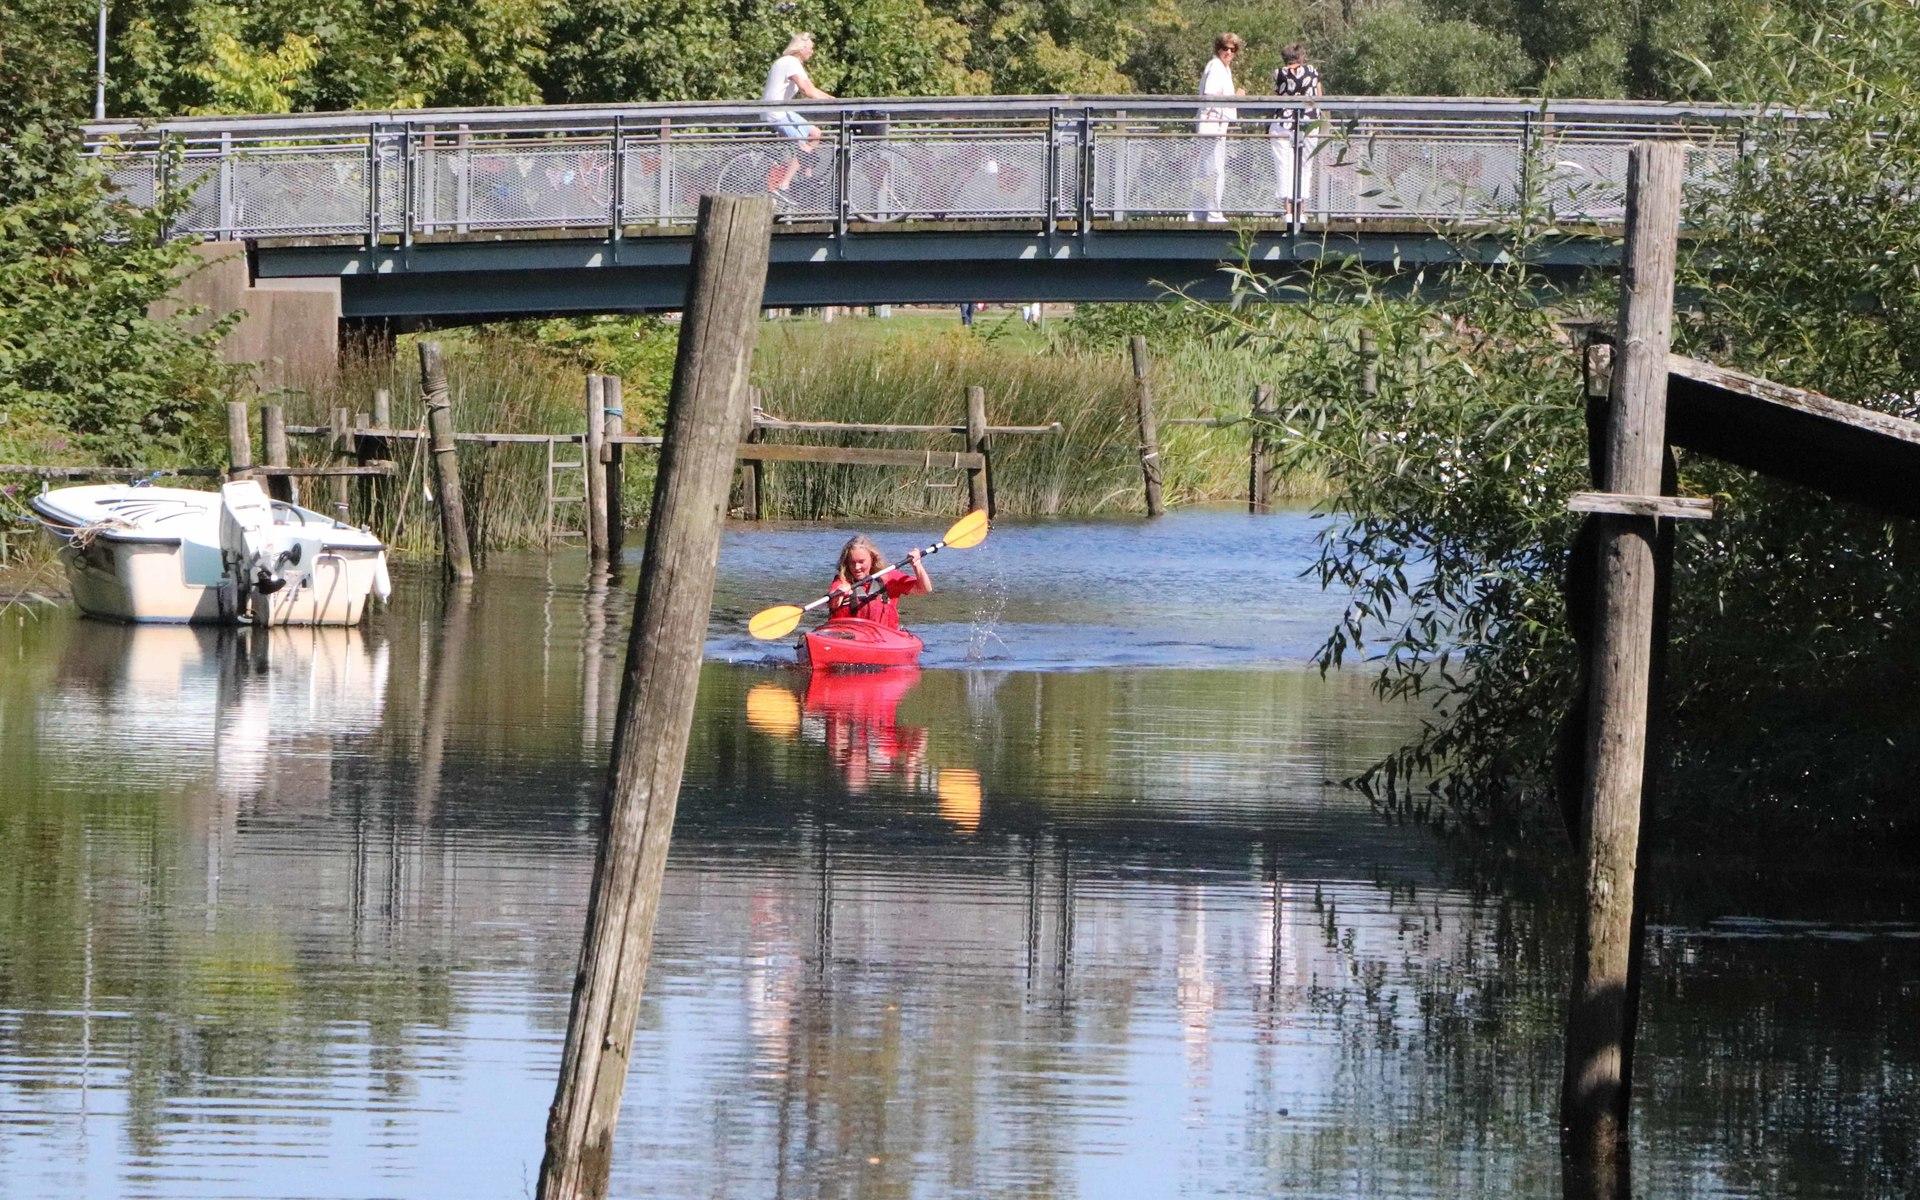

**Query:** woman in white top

left=763, top=33, right=834, bottom=195
left=1193, top=33, right=1243, bottom=222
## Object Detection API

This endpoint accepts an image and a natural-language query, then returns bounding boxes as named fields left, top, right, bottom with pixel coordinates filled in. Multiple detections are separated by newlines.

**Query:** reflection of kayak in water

left=804, top=664, right=921, bottom=726
left=798, top=617, right=923, bottom=670
left=806, top=666, right=926, bottom=794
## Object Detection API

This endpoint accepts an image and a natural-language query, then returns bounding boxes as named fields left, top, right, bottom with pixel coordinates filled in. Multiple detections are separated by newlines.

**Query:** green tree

left=1324, top=2, right=1530, bottom=96
left=1, top=0, right=234, bottom=466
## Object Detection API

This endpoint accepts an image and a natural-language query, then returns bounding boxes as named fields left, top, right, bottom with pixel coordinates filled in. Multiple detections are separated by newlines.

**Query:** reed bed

left=752, top=317, right=1317, bottom=520
left=280, top=315, right=1312, bottom=556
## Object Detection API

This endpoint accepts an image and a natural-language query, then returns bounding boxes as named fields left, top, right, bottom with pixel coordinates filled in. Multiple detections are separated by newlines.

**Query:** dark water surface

left=1, top=511, right=1914, bottom=1198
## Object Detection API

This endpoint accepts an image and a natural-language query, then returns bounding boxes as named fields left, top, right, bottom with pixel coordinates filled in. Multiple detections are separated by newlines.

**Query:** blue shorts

left=768, top=112, right=817, bottom=142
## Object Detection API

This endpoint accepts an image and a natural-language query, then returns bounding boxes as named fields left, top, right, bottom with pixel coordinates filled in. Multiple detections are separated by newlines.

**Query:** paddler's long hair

left=834, top=534, right=892, bottom=587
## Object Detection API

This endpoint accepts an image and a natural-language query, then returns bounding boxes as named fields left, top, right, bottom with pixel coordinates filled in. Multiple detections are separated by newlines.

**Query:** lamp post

left=94, top=0, right=107, bottom=120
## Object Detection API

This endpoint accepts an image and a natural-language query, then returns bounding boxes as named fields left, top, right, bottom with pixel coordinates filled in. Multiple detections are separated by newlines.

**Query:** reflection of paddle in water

left=745, top=681, right=802, bottom=739
left=936, top=768, right=982, bottom=832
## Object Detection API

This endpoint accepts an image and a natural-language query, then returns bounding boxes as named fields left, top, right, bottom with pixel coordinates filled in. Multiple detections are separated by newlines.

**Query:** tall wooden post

left=965, top=384, right=991, bottom=516
left=370, top=387, right=393, bottom=523
left=584, top=373, right=610, bottom=569
left=1359, top=328, right=1379, bottom=399
left=1248, top=384, right=1276, bottom=514
left=420, top=341, right=475, bottom=580
left=262, top=404, right=292, bottom=503
left=1128, top=336, right=1165, bottom=517
left=603, top=374, right=626, bottom=559
left=329, top=406, right=352, bottom=519
left=1560, top=141, right=1685, bottom=1200
left=737, top=387, right=764, bottom=521
left=537, top=192, right=773, bottom=1200
left=226, top=402, right=252, bottom=480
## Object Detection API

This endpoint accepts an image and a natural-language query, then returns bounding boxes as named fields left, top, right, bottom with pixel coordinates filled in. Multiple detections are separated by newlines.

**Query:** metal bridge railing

left=82, top=97, right=1768, bottom=246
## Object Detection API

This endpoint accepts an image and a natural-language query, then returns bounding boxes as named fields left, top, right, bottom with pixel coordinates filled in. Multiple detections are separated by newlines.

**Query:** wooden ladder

left=545, top=436, right=589, bottom=547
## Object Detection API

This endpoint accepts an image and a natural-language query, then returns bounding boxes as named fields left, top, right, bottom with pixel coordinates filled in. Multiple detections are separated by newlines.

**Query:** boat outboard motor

left=219, top=480, right=324, bottom=623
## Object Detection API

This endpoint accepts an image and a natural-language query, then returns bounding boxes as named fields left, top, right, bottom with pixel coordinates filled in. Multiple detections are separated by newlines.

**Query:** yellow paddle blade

left=748, top=604, right=805, bottom=641
left=937, top=768, right=983, bottom=831
left=745, top=682, right=802, bottom=739
left=942, top=509, right=991, bottom=551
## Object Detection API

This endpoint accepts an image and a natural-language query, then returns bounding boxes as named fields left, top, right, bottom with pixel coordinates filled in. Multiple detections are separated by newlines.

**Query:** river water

left=0, top=510, right=1914, bottom=1198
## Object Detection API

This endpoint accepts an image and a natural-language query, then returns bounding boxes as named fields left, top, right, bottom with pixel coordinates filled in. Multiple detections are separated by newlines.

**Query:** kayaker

left=828, top=534, right=932, bottom=629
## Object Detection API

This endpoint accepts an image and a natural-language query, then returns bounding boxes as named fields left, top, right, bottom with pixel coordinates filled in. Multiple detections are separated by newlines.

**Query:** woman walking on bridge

left=1192, top=33, right=1244, bottom=223
left=1269, top=43, right=1322, bottom=221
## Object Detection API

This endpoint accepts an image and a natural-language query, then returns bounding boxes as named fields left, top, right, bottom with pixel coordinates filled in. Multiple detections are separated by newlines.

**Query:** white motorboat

left=30, top=481, right=393, bottom=626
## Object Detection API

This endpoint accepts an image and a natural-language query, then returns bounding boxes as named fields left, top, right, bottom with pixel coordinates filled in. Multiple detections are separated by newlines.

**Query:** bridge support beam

left=1560, top=141, right=1685, bottom=1200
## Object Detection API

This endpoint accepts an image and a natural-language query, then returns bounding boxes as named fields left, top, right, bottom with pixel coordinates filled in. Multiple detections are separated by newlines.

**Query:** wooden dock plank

left=1663, top=354, right=1920, bottom=519
left=732, top=443, right=985, bottom=470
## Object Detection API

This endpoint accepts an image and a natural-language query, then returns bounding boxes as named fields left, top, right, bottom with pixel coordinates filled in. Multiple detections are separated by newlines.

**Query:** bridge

left=90, top=96, right=1756, bottom=322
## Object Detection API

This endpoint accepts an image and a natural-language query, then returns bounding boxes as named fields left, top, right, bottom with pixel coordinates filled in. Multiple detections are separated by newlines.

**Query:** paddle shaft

left=812, top=535, right=950, bottom=616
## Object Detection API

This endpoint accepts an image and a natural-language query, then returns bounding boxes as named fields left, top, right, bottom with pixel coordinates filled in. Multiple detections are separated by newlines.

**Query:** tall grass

left=277, top=314, right=1309, bottom=556
left=290, top=331, right=605, bottom=557
left=751, top=315, right=1317, bottom=520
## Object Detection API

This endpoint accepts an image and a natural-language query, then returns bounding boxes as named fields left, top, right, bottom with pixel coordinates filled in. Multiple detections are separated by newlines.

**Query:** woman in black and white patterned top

left=1268, top=43, right=1322, bottom=218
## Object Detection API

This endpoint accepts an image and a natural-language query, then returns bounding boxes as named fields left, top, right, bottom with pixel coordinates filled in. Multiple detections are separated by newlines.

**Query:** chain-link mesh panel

left=435, top=143, right=613, bottom=230
left=1094, top=126, right=1297, bottom=217
left=230, top=148, right=372, bottom=236
left=170, top=155, right=224, bottom=234
left=1317, top=122, right=1528, bottom=221
left=96, top=155, right=157, bottom=209
left=859, top=134, right=1049, bottom=220
left=650, top=128, right=835, bottom=222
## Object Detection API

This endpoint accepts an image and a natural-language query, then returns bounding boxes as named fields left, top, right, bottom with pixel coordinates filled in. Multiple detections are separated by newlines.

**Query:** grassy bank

left=281, top=311, right=1309, bottom=554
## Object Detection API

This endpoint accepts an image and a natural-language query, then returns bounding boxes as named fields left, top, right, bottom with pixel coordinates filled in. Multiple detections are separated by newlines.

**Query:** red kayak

left=798, top=617, right=924, bottom=670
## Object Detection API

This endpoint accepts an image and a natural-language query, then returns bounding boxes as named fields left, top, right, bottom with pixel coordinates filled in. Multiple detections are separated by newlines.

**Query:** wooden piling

left=420, top=341, right=475, bottom=580
left=1359, top=328, right=1379, bottom=399
left=584, top=374, right=610, bottom=569
left=262, top=404, right=292, bottom=503
left=737, top=386, right=764, bottom=520
left=329, top=406, right=351, bottom=519
left=537, top=192, right=774, bottom=1200
left=1248, top=384, right=1276, bottom=514
left=370, top=387, right=393, bottom=521
left=603, top=374, right=626, bottom=559
left=1128, top=336, right=1165, bottom=517
left=1560, top=141, right=1685, bottom=1200
left=965, top=385, right=991, bottom=516
left=226, top=402, right=252, bottom=480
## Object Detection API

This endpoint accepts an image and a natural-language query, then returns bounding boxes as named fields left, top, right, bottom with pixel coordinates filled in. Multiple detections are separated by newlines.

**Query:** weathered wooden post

left=537, top=192, right=773, bottom=1200
left=1248, top=384, right=1276, bottom=514
left=353, top=411, right=373, bottom=523
left=584, top=373, right=610, bottom=569
left=329, top=406, right=352, bottom=519
left=226, top=402, right=253, bottom=481
left=370, top=387, right=393, bottom=523
left=1128, top=336, right=1165, bottom=517
left=965, top=384, right=991, bottom=515
left=1560, top=141, right=1685, bottom=1200
left=1359, top=328, right=1379, bottom=399
left=262, top=404, right=292, bottom=502
left=420, top=341, right=475, bottom=580
left=737, top=386, right=764, bottom=520
left=603, top=374, right=626, bottom=559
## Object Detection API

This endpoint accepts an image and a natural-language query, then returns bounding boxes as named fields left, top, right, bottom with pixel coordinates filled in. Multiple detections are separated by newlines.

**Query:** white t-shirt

left=1198, top=56, right=1237, bottom=131
left=763, top=55, right=810, bottom=105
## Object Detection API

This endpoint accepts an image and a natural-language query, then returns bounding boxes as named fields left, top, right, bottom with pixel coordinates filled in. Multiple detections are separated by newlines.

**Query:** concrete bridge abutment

left=155, top=241, right=341, bottom=396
